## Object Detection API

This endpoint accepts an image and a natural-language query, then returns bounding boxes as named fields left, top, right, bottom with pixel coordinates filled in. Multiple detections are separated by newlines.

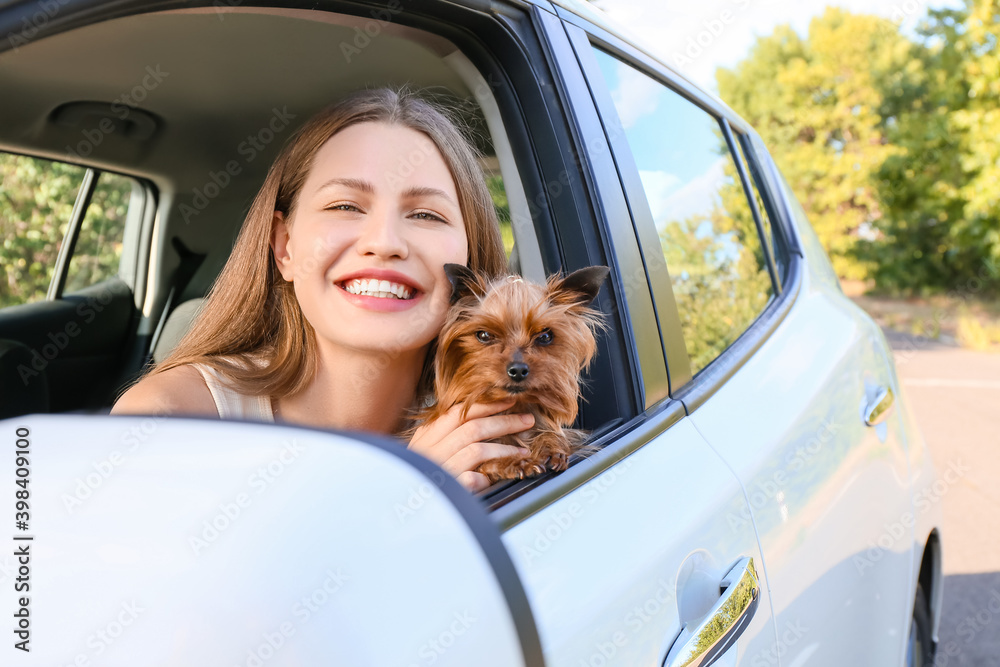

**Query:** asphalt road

left=883, top=329, right=1000, bottom=666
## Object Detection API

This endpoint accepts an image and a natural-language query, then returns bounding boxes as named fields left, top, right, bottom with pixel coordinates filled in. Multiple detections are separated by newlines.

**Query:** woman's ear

left=271, top=211, right=294, bottom=281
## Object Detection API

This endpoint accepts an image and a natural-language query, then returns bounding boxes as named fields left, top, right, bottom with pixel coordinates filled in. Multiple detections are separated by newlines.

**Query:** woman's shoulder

left=111, top=364, right=219, bottom=418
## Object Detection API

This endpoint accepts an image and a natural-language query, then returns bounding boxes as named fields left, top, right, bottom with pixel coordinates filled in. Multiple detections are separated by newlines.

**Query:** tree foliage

left=718, top=1, right=1000, bottom=295
left=0, top=153, right=131, bottom=309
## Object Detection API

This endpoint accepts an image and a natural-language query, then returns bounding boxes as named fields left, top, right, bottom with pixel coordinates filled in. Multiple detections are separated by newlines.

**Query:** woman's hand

left=407, top=399, right=535, bottom=493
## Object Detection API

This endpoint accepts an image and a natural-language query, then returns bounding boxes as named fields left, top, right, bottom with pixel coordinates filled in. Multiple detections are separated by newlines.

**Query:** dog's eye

left=475, top=330, right=493, bottom=343
left=535, top=329, right=553, bottom=346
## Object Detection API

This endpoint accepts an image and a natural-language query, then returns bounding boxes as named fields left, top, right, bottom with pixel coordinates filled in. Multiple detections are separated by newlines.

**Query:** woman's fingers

left=441, top=442, right=529, bottom=479
left=456, top=471, right=491, bottom=494
left=431, top=412, right=533, bottom=462
left=406, top=400, right=536, bottom=491
left=410, top=399, right=515, bottom=449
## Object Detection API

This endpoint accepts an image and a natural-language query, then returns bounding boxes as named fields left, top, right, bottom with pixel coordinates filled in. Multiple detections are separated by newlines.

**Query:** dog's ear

left=443, top=263, right=486, bottom=304
left=550, top=265, right=610, bottom=306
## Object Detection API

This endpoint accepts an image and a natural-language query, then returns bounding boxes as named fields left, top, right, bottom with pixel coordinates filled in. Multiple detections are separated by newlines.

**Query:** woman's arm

left=111, top=364, right=219, bottom=418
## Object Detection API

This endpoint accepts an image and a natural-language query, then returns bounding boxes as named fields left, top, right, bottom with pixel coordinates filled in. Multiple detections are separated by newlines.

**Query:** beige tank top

left=191, top=362, right=274, bottom=423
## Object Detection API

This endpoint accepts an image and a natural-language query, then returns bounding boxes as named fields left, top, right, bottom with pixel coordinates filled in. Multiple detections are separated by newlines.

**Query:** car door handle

left=664, top=557, right=760, bottom=667
left=864, top=385, right=894, bottom=426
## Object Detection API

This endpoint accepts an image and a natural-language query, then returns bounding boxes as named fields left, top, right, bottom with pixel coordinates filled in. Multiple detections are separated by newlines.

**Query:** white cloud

left=647, top=157, right=728, bottom=230
left=637, top=169, right=681, bottom=221
left=609, top=60, right=662, bottom=129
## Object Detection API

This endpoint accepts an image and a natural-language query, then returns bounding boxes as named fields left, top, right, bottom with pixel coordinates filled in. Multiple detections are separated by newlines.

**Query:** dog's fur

left=412, top=263, right=609, bottom=483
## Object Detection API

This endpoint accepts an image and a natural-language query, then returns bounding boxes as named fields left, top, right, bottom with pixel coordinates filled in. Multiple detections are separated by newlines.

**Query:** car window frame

left=560, top=9, right=806, bottom=415
left=489, top=7, right=692, bottom=527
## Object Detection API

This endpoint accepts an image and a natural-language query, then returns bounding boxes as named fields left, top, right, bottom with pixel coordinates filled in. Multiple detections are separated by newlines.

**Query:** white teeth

left=343, top=278, right=413, bottom=299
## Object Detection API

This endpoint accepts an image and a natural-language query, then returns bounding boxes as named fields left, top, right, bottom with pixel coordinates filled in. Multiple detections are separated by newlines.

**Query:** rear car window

left=592, top=49, right=775, bottom=377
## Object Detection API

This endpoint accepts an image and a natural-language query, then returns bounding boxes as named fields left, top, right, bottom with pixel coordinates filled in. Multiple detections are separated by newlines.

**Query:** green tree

left=0, top=154, right=85, bottom=307
left=717, top=9, right=914, bottom=281
left=1, top=153, right=130, bottom=308
left=860, top=0, right=999, bottom=294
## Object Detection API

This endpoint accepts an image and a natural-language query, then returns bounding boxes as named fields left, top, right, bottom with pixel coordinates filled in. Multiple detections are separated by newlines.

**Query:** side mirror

left=3, top=415, right=543, bottom=666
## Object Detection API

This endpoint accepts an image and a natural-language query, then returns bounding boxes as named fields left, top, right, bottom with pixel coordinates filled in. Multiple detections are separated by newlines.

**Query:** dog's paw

left=477, top=455, right=548, bottom=483
left=544, top=450, right=569, bottom=472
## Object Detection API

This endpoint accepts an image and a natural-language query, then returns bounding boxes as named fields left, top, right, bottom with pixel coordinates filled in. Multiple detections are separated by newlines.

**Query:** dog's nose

left=507, top=361, right=529, bottom=382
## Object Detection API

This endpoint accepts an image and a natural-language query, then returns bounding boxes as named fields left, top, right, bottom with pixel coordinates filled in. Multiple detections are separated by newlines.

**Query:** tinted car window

left=592, top=49, right=774, bottom=376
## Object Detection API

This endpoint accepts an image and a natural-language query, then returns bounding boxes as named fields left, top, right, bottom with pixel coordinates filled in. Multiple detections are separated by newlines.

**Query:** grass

left=842, top=279, right=1000, bottom=353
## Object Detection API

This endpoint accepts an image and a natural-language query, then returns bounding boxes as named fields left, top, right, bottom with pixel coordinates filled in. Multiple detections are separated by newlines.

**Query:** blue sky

left=591, top=0, right=963, bottom=94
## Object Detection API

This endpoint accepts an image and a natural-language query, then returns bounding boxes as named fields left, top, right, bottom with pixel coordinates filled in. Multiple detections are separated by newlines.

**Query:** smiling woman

left=112, top=87, right=535, bottom=492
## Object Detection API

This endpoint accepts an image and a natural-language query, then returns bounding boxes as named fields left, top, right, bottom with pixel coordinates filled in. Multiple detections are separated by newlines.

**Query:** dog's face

left=433, top=265, right=609, bottom=426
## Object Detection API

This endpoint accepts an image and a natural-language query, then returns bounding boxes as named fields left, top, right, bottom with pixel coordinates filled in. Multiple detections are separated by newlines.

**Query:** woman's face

left=271, top=121, right=469, bottom=358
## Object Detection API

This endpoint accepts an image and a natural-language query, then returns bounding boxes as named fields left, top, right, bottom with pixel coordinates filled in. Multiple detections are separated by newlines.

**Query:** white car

left=0, top=0, right=941, bottom=665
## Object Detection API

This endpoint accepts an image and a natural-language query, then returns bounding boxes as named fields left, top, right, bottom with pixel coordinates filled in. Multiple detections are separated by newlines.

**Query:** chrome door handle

left=664, top=557, right=760, bottom=667
left=864, top=386, right=894, bottom=426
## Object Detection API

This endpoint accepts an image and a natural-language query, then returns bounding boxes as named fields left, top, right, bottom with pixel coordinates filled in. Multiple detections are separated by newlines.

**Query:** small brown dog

left=413, top=263, right=609, bottom=484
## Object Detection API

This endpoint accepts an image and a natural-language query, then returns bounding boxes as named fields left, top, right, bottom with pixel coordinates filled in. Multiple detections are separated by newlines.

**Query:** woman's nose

left=355, top=209, right=408, bottom=259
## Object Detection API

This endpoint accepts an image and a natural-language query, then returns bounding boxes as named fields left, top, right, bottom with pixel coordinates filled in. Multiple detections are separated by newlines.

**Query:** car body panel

left=687, top=261, right=915, bottom=664
left=502, top=414, right=778, bottom=666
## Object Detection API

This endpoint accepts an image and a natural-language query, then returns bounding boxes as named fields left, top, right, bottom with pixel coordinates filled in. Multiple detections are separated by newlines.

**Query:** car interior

left=0, top=5, right=630, bottom=502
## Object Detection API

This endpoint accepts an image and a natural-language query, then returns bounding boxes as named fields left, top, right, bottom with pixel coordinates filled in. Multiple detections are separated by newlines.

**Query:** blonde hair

left=147, top=87, right=507, bottom=404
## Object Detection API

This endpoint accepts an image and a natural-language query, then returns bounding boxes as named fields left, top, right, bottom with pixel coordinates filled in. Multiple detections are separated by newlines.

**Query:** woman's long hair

left=144, top=87, right=507, bottom=408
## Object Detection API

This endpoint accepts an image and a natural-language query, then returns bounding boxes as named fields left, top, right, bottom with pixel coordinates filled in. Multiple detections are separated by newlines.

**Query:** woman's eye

left=412, top=211, right=445, bottom=222
left=535, top=329, right=553, bottom=346
left=326, top=203, right=359, bottom=212
left=475, top=330, right=493, bottom=343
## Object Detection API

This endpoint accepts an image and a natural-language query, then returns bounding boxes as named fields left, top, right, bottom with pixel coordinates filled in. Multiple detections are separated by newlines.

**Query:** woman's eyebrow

left=402, top=186, right=457, bottom=207
left=316, top=177, right=374, bottom=194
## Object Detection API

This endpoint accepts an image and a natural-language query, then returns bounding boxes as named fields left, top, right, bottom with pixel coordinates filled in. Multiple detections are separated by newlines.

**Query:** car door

left=488, top=10, right=779, bottom=666
left=562, top=11, right=918, bottom=664
left=2, top=413, right=544, bottom=666
left=681, top=137, right=920, bottom=665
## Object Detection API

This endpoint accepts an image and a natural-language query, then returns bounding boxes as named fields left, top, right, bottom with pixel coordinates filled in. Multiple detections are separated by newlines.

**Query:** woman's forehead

left=305, top=122, right=458, bottom=198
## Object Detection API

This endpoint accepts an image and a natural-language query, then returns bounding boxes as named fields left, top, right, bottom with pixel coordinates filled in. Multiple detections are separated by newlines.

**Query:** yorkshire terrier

left=413, top=263, right=609, bottom=484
